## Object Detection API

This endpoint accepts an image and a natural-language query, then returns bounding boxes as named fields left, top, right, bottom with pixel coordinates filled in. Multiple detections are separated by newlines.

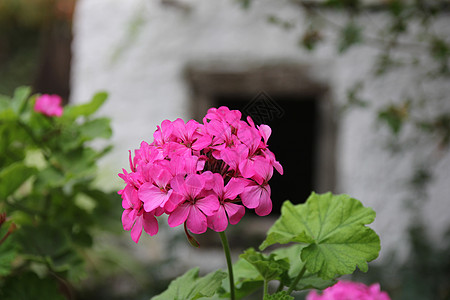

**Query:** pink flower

left=120, top=184, right=160, bottom=243
left=207, top=174, right=247, bottom=232
left=34, top=94, right=64, bottom=117
left=118, top=106, right=282, bottom=243
left=138, top=166, right=175, bottom=213
left=307, top=281, right=391, bottom=300
left=240, top=157, right=274, bottom=216
left=168, top=174, right=219, bottom=234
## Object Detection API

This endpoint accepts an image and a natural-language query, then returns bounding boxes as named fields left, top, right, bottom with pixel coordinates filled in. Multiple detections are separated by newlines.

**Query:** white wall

left=71, top=0, right=450, bottom=264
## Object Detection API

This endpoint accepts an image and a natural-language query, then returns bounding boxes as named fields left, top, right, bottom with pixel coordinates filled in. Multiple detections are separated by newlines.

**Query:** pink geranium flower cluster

left=34, top=94, right=64, bottom=117
left=307, top=281, right=391, bottom=300
left=118, top=106, right=283, bottom=243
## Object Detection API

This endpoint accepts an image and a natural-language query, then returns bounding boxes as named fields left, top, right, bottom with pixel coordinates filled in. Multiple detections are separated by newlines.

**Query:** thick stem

left=219, top=231, right=235, bottom=300
left=287, top=264, right=307, bottom=295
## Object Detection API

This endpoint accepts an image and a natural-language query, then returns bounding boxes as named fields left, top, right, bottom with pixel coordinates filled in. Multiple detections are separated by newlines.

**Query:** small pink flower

left=307, top=281, right=391, bottom=300
left=34, top=94, right=64, bottom=117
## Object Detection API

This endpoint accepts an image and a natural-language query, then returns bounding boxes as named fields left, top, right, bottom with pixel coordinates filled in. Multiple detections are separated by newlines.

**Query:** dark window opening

left=214, top=94, right=318, bottom=215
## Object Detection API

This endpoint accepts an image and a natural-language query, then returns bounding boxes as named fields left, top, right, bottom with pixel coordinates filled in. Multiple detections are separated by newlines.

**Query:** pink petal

left=207, top=205, right=228, bottom=232
left=237, top=126, right=260, bottom=153
left=223, top=177, right=248, bottom=200
left=239, top=158, right=257, bottom=179
left=240, top=183, right=263, bottom=209
left=183, top=155, right=200, bottom=174
left=122, top=198, right=131, bottom=210
left=184, top=174, right=205, bottom=199
left=246, top=115, right=255, bottom=128
left=258, top=124, right=271, bottom=145
left=170, top=175, right=188, bottom=197
left=170, top=143, right=192, bottom=157
left=186, top=205, right=207, bottom=234
left=142, top=212, right=159, bottom=236
left=264, top=149, right=283, bottom=175
left=34, top=94, right=64, bottom=117
left=251, top=156, right=273, bottom=184
left=207, top=120, right=231, bottom=143
left=139, top=183, right=167, bottom=212
left=192, top=134, right=212, bottom=151
left=221, top=147, right=245, bottom=171
left=164, top=192, right=184, bottom=213
left=224, top=202, right=245, bottom=225
left=196, top=158, right=206, bottom=172
left=122, top=209, right=134, bottom=231
left=172, top=118, right=188, bottom=140
left=210, top=173, right=224, bottom=196
left=155, top=207, right=165, bottom=216
left=195, top=194, right=219, bottom=216
left=273, top=161, right=283, bottom=175
left=255, top=185, right=272, bottom=216
left=151, top=168, right=172, bottom=188
left=130, top=215, right=143, bottom=243
left=123, top=184, right=140, bottom=208
left=168, top=203, right=190, bottom=227
left=153, top=119, right=174, bottom=145
left=54, top=107, right=63, bottom=117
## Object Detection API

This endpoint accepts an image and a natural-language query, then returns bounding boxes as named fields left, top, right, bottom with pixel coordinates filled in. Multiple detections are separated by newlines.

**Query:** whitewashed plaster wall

left=71, top=0, right=450, bottom=264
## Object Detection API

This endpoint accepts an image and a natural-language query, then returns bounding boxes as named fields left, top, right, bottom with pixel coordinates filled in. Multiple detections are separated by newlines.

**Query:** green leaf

left=0, top=94, right=12, bottom=111
left=222, top=249, right=290, bottom=299
left=15, top=224, right=70, bottom=259
left=11, top=86, right=31, bottom=114
left=377, top=102, right=409, bottom=135
left=152, top=268, right=227, bottom=300
left=272, top=244, right=336, bottom=290
left=0, top=239, right=17, bottom=276
left=430, top=37, right=450, bottom=60
left=214, top=256, right=264, bottom=299
left=64, top=91, right=108, bottom=118
left=50, top=148, right=98, bottom=183
left=240, top=248, right=289, bottom=282
left=264, top=291, right=294, bottom=300
left=1, top=272, right=65, bottom=300
left=0, top=106, right=16, bottom=120
left=236, top=0, right=252, bottom=9
left=260, top=192, right=380, bottom=280
left=79, top=117, right=112, bottom=140
left=50, top=248, right=87, bottom=281
left=338, top=22, right=362, bottom=53
left=0, top=162, right=36, bottom=199
left=344, top=81, right=369, bottom=111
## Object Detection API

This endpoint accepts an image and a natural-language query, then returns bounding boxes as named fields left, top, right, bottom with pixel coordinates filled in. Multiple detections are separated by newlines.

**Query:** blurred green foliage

left=0, top=87, right=121, bottom=298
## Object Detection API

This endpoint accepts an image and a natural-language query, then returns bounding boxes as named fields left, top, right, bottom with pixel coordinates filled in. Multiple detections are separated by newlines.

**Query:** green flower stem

left=219, top=231, right=235, bottom=300
left=264, top=280, right=269, bottom=297
left=287, top=264, right=307, bottom=295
